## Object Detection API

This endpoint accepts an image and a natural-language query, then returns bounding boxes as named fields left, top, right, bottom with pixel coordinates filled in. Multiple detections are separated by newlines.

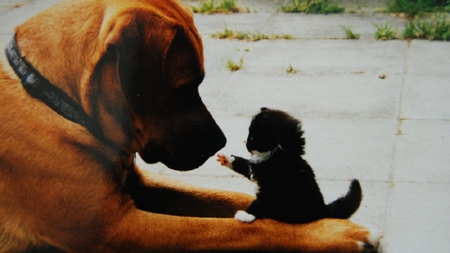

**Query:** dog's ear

left=103, top=15, right=142, bottom=112
left=77, top=13, right=185, bottom=146
left=85, top=12, right=185, bottom=115
left=101, top=14, right=182, bottom=114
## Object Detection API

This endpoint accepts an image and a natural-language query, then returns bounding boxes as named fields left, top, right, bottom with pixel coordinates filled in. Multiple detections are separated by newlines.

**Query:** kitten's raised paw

left=216, top=154, right=234, bottom=169
left=235, top=210, right=256, bottom=223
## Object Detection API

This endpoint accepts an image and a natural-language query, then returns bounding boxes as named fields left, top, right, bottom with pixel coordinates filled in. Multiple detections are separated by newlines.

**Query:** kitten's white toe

left=235, top=210, right=256, bottom=223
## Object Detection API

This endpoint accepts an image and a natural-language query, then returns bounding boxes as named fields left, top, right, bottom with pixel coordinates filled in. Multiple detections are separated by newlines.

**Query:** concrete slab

left=193, top=13, right=275, bottom=36
left=301, top=118, right=397, bottom=181
left=242, top=39, right=409, bottom=75
left=402, top=74, right=450, bottom=120
left=407, top=40, right=450, bottom=74
left=263, top=13, right=407, bottom=40
left=17, top=0, right=60, bottom=8
left=208, top=71, right=402, bottom=118
left=383, top=182, right=450, bottom=252
left=0, top=0, right=30, bottom=7
left=198, top=38, right=246, bottom=105
left=0, top=0, right=61, bottom=34
left=0, top=33, right=11, bottom=43
left=0, top=5, right=40, bottom=34
left=0, top=7, right=9, bottom=14
left=394, top=120, right=450, bottom=183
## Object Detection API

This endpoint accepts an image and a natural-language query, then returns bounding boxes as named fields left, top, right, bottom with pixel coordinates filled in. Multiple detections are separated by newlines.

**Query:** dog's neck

left=4, top=36, right=136, bottom=166
left=5, top=37, right=101, bottom=136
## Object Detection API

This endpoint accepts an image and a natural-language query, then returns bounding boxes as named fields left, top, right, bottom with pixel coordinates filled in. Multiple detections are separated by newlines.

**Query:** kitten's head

left=246, top=108, right=305, bottom=155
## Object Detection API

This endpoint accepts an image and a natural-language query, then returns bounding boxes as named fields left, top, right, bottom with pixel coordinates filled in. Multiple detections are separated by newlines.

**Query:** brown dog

left=0, top=0, right=380, bottom=252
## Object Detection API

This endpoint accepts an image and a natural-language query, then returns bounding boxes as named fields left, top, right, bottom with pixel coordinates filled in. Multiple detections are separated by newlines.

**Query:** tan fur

left=0, top=0, right=377, bottom=252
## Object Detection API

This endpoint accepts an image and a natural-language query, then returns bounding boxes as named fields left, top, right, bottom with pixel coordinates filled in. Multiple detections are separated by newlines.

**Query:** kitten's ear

left=260, top=107, right=269, bottom=112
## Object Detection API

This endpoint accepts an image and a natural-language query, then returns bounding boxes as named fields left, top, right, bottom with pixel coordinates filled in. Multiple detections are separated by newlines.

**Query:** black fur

left=230, top=108, right=362, bottom=224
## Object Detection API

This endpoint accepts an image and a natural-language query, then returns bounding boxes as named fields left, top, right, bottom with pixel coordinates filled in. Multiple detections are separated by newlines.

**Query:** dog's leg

left=126, top=168, right=254, bottom=218
left=119, top=169, right=380, bottom=252
left=104, top=209, right=379, bottom=252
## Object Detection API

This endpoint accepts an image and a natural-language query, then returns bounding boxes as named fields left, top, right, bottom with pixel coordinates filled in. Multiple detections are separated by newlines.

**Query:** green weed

left=225, top=57, right=244, bottom=71
left=271, top=34, right=296, bottom=40
left=386, top=0, right=450, bottom=18
left=374, top=22, right=399, bottom=40
left=343, top=27, right=361, bottom=39
left=281, top=0, right=345, bottom=14
left=192, top=0, right=249, bottom=14
left=211, top=25, right=236, bottom=39
left=211, top=25, right=295, bottom=41
left=286, top=64, right=301, bottom=74
left=403, top=14, right=450, bottom=40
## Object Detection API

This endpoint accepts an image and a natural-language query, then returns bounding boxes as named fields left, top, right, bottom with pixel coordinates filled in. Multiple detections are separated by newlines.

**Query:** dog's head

left=246, top=108, right=305, bottom=155
left=97, top=1, right=227, bottom=171
left=16, top=0, right=225, bottom=171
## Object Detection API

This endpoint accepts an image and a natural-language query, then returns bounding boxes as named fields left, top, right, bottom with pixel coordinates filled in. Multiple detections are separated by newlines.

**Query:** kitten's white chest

left=250, top=151, right=271, bottom=163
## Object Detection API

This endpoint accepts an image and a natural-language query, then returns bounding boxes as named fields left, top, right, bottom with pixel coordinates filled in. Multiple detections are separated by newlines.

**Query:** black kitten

left=217, top=108, right=362, bottom=224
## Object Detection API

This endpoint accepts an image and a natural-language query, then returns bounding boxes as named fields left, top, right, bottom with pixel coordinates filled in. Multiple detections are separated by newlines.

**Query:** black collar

left=5, top=36, right=137, bottom=169
left=5, top=36, right=101, bottom=137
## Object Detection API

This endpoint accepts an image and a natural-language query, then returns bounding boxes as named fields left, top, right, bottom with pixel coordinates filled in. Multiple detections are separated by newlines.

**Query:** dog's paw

left=358, top=228, right=383, bottom=252
left=234, top=210, right=256, bottom=223
left=303, top=219, right=382, bottom=253
left=216, top=154, right=234, bottom=169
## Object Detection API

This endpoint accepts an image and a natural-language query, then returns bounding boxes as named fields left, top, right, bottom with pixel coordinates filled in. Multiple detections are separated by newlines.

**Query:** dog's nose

left=203, top=124, right=227, bottom=157
left=187, top=121, right=226, bottom=169
left=167, top=119, right=226, bottom=171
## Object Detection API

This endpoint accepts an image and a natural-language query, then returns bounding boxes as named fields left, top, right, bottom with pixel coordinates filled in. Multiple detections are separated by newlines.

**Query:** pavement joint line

left=380, top=38, right=413, bottom=235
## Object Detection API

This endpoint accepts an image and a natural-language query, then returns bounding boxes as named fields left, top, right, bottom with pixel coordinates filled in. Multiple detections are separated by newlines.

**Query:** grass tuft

left=192, top=0, right=249, bottom=14
left=286, top=64, right=301, bottom=74
left=211, top=25, right=295, bottom=41
left=281, top=0, right=345, bottom=14
left=343, top=26, right=361, bottom=39
left=225, top=57, right=244, bottom=72
left=386, top=0, right=450, bottom=19
left=403, top=14, right=450, bottom=40
left=374, top=22, right=399, bottom=40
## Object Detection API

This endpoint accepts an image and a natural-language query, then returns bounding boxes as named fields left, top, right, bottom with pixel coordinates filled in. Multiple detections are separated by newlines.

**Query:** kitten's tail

left=325, top=179, right=362, bottom=219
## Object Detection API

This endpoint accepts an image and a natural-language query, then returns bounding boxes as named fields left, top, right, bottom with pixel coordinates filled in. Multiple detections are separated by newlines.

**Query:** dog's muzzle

left=142, top=124, right=226, bottom=171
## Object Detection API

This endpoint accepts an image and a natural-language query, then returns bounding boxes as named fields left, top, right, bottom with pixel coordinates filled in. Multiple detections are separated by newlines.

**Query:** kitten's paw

left=235, top=210, right=256, bottom=223
left=216, top=154, right=234, bottom=169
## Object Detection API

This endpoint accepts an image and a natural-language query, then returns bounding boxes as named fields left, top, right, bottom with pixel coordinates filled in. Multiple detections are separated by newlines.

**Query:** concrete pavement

left=1, top=0, right=450, bottom=252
